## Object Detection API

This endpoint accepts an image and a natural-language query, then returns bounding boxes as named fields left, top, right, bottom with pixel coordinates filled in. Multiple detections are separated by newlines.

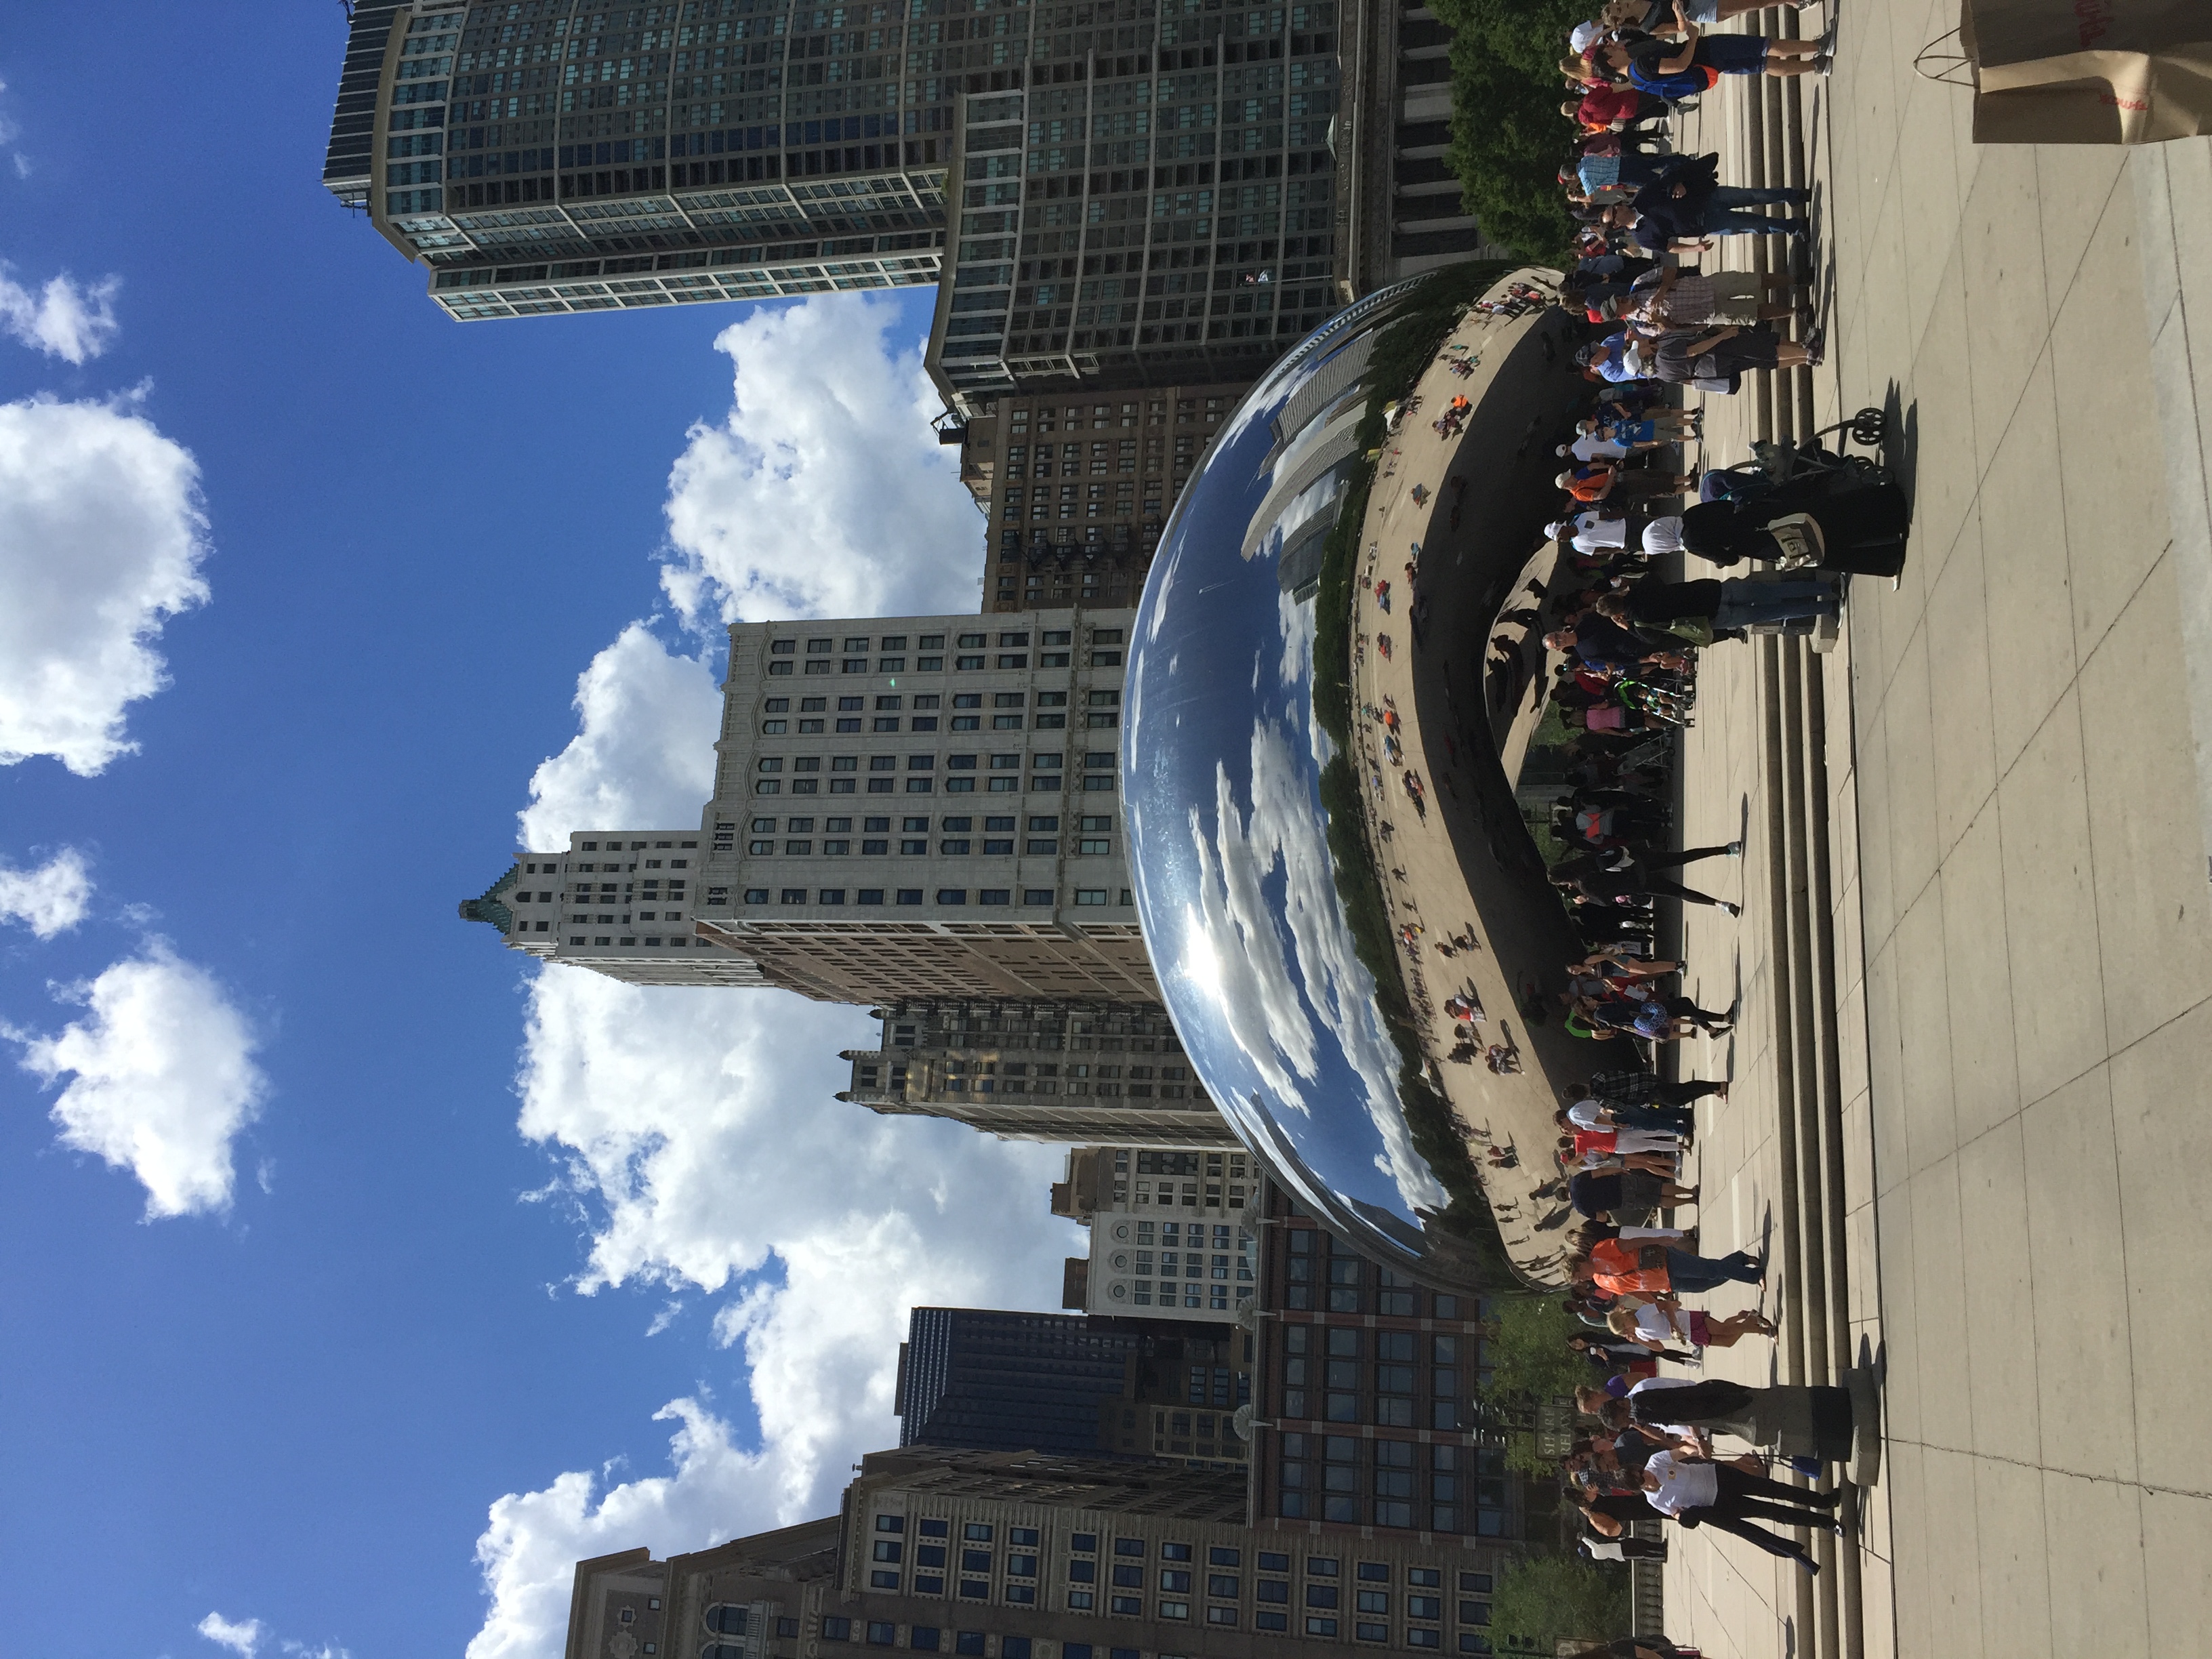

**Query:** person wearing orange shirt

left=1575, top=1236, right=1763, bottom=1296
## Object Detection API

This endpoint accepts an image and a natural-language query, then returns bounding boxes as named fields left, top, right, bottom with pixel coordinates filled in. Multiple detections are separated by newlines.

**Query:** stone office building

left=562, top=1446, right=1519, bottom=1659
left=942, top=382, right=1250, bottom=617
left=459, top=608, right=1155, bottom=1004
left=838, top=996, right=1233, bottom=1144
left=459, top=827, right=773, bottom=987
left=1057, top=1145, right=1262, bottom=1326
left=695, top=608, right=1155, bottom=1002
left=322, top=0, right=949, bottom=322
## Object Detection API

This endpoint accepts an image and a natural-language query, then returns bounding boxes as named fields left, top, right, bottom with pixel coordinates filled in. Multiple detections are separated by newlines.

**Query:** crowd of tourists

left=1471, top=0, right=1890, bottom=1593
left=1536, top=1063, right=1853, bottom=1574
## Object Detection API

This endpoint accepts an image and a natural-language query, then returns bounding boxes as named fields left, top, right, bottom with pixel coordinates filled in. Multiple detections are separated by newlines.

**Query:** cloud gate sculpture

left=1122, top=270, right=1594, bottom=1288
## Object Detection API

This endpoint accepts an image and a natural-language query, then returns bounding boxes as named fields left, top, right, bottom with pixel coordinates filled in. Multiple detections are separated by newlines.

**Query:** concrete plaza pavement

left=1647, top=5, right=2212, bottom=1659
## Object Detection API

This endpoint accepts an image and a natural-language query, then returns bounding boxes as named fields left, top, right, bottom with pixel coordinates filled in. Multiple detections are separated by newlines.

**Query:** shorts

left=1685, top=1311, right=1713, bottom=1345
left=1618, top=1168, right=1666, bottom=1208
left=1700, top=33, right=1771, bottom=74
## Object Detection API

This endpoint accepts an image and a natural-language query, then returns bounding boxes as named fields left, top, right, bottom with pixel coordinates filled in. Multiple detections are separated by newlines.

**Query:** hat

left=1556, top=444, right=1571, bottom=456
left=1545, top=521, right=1566, bottom=538
left=1570, top=20, right=1602, bottom=52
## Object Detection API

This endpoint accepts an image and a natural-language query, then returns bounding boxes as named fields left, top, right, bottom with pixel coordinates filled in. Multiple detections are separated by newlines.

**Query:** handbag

left=1952, top=0, right=2212, bottom=142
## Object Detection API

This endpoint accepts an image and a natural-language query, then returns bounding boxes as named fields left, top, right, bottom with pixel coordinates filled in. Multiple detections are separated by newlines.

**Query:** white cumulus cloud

left=467, top=968, right=1079, bottom=1659
left=0, top=268, right=121, bottom=363
left=659, top=294, right=982, bottom=625
left=517, top=623, right=722, bottom=848
left=0, top=846, right=91, bottom=937
left=197, top=1613, right=265, bottom=1658
left=0, top=396, right=211, bottom=775
left=12, top=941, right=266, bottom=1218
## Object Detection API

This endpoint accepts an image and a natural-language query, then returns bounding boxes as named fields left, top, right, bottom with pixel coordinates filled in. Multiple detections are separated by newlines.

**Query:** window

left=918, top=1546, right=947, bottom=1568
left=822, top=1618, right=852, bottom=1641
left=874, top=1541, right=903, bottom=1562
left=919, top=1518, right=949, bottom=1537
left=1210, top=1548, right=1241, bottom=1567
left=955, top=1637, right=985, bottom=1658
left=911, top=1632, right=941, bottom=1652
left=1071, top=1533, right=1097, bottom=1553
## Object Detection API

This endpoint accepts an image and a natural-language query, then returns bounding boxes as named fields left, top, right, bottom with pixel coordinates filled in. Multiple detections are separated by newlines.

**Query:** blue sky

left=0, top=9, right=1081, bottom=1658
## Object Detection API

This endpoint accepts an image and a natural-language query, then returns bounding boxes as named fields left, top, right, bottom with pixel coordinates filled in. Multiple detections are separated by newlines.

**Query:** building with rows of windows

left=838, top=998, right=1233, bottom=1144
left=321, top=0, right=950, bottom=321
left=1244, top=1184, right=1522, bottom=1547
left=562, top=1447, right=1513, bottom=1659
left=1054, top=1145, right=1260, bottom=1326
left=922, top=40, right=1349, bottom=414
left=941, top=382, right=1249, bottom=615
left=897, top=1307, right=1250, bottom=1469
left=458, top=827, right=775, bottom=985
left=695, top=608, right=1152, bottom=1001
left=460, top=608, right=1155, bottom=1001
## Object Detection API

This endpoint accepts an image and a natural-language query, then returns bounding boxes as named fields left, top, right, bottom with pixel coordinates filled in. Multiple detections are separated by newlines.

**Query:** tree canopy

left=1429, top=0, right=1593, bottom=261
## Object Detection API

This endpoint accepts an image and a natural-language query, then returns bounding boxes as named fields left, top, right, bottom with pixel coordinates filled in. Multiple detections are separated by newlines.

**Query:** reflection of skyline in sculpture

left=1226, top=326, right=1380, bottom=602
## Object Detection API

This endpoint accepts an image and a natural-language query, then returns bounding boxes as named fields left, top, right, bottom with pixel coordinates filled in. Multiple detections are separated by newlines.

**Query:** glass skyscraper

left=321, top=0, right=950, bottom=320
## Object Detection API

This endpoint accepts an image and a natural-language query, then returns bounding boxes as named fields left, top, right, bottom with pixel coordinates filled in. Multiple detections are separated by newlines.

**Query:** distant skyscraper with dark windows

left=321, top=0, right=951, bottom=321
left=897, top=1308, right=1151, bottom=1457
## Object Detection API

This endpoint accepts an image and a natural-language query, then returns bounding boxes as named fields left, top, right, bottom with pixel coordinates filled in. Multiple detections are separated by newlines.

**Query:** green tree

left=1427, top=0, right=1595, bottom=261
left=1490, top=1556, right=1633, bottom=1649
left=1486, top=1293, right=1590, bottom=1400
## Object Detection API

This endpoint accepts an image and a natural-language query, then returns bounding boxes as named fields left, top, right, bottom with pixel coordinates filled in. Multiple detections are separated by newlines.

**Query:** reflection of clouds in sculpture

left=1275, top=586, right=1313, bottom=701
left=1244, top=720, right=1445, bottom=1214
left=1181, top=764, right=1320, bottom=1113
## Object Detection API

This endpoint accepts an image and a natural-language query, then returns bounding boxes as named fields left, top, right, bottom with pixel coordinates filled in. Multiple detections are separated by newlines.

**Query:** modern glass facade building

left=898, top=1308, right=1153, bottom=1457
left=321, top=0, right=949, bottom=320
left=923, top=6, right=1351, bottom=408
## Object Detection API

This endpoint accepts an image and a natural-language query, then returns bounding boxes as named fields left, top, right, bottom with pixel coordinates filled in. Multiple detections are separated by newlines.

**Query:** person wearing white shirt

left=1548, top=511, right=1630, bottom=551
left=1637, top=1450, right=1843, bottom=1575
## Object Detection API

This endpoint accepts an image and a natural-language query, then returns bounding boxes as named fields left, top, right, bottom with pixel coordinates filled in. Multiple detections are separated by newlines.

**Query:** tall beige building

left=1055, top=1146, right=1261, bottom=1326
left=462, top=607, right=1155, bottom=1005
left=838, top=997, right=1234, bottom=1145
left=695, top=608, right=1152, bottom=1002
left=564, top=1446, right=1517, bottom=1659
